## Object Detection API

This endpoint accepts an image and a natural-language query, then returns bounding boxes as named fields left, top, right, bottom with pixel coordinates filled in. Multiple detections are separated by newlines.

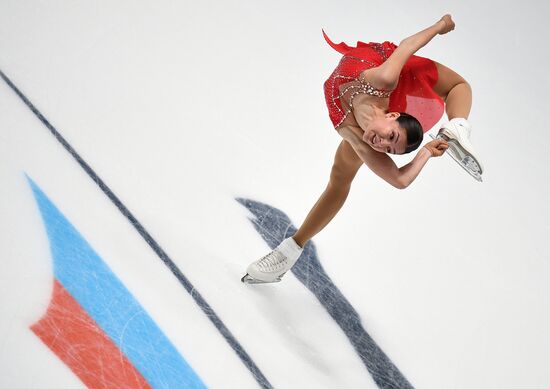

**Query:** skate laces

left=256, top=250, right=287, bottom=272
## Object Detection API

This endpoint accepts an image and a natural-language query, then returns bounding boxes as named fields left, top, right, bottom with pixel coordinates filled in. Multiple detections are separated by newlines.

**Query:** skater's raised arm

left=369, top=14, right=455, bottom=90
left=339, top=126, right=447, bottom=189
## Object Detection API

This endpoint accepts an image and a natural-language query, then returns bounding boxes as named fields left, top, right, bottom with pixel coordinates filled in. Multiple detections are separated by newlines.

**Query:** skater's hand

left=437, top=14, right=455, bottom=35
left=424, top=139, right=448, bottom=157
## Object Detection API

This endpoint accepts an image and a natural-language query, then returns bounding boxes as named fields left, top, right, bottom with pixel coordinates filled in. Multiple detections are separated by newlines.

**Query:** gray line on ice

left=0, top=68, right=273, bottom=389
left=237, top=197, right=414, bottom=389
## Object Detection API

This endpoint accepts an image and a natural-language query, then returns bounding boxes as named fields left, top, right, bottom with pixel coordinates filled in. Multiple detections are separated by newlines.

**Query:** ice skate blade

left=241, top=273, right=284, bottom=284
left=430, top=134, right=483, bottom=182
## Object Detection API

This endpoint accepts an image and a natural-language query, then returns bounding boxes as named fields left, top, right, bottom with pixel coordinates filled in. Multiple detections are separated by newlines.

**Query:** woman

left=242, top=14, right=482, bottom=284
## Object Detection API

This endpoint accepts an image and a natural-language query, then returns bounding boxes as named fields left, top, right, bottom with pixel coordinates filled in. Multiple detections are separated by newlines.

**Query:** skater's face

left=363, top=112, right=407, bottom=154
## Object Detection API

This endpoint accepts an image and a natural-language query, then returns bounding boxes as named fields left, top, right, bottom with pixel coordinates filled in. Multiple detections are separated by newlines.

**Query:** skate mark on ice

left=236, top=197, right=415, bottom=389
left=0, top=69, right=273, bottom=389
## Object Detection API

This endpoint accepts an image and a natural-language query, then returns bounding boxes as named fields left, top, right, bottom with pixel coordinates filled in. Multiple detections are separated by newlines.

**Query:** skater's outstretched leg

left=243, top=140, right=362, bottom=283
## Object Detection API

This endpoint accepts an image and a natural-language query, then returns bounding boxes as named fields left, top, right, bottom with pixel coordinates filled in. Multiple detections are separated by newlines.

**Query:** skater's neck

left=353, top=103, right=387, bottom=130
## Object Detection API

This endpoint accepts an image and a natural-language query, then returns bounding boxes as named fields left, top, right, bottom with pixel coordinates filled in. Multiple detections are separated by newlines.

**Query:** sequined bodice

left=326, top=54, right=393, bottom=128
left=323, top=32, right=445, bottom=133
left=338, top=76, right=391, bottom=108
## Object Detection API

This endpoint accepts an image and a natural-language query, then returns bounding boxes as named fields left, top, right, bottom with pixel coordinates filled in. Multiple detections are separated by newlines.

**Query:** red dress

left=322, top=30, right=444, bottom=133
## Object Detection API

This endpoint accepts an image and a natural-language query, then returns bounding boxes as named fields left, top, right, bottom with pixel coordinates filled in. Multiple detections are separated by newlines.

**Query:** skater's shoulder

left=337, top=125, right=365, bottom=147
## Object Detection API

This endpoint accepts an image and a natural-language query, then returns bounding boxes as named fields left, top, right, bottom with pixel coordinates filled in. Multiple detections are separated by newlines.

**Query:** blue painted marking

left=27, top=176, right=206, bottom=389
left=1, top=67, right=270, bottom=388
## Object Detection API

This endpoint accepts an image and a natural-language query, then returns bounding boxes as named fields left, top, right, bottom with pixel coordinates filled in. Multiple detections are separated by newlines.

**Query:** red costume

left=322, top=30, right=444, bottom=133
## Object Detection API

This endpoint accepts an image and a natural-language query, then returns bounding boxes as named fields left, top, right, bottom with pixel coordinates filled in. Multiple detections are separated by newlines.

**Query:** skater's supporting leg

left=292, top=182, right=351, bottom=248
left=244, top=140, right=362, bottom=282
left=292, top=140, right=362, bottom=248
left=433, top=61, right=472, bottom=120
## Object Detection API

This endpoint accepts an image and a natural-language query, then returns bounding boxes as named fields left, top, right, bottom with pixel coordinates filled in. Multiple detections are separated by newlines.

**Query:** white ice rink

left=1, top=1, right=550, bottom=388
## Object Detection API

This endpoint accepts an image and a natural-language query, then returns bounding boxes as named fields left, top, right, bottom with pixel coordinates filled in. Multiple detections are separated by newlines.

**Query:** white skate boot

left=432, top=118, right=484, bottom=182
left=241, top=237, right=304, bottom=284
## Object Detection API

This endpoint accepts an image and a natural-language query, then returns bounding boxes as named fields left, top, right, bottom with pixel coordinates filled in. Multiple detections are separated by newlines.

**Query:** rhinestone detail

left=327, top=55, right=393, bottom=128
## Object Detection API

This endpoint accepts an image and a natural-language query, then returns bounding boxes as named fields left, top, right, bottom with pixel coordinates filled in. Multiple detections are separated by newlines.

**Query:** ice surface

left=1, top=1, right=550, bottom=388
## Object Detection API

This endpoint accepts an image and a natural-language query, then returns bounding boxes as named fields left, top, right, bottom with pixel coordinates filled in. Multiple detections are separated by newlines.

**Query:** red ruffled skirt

left=322, top=30, right=444, bottom=133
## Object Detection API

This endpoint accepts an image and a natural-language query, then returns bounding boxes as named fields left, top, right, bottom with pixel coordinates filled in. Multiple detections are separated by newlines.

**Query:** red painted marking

left=31, top=279, right=152, bottom=389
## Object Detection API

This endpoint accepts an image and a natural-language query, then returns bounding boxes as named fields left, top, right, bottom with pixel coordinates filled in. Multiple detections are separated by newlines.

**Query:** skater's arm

left=338, top=126, right=443, bottom=188
left=365, top=15, right=455, bottom=90
left=355, top=143, right=432, bottom=189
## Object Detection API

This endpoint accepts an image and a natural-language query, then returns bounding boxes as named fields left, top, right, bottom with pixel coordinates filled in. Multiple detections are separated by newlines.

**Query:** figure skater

left=242, top=14, right=483, bottom=284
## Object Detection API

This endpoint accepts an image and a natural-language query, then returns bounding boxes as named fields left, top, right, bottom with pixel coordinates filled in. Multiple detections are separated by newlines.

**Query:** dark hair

left=396, top=112, right=423, bottom=154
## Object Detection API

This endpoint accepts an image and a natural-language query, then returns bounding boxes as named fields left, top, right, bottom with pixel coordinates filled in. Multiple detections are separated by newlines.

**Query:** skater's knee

left=433, top=61, right=468, bottom=98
